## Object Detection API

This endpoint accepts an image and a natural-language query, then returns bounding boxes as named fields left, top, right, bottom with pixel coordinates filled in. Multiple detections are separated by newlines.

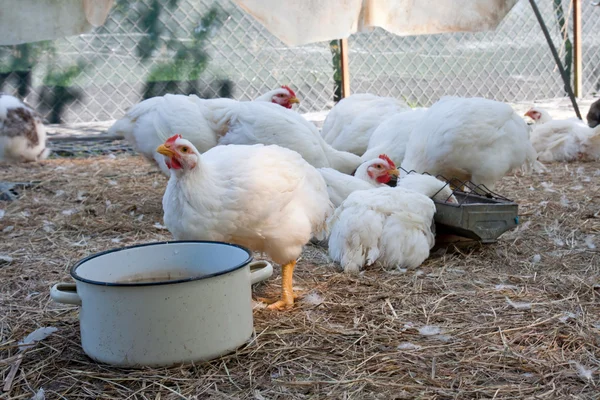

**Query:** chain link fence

left=0, top=0, right=598, bottom=124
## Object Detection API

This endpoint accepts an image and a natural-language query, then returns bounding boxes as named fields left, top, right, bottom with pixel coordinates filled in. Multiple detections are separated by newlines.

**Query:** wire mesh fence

left=0, top=0, right=598, bottom=124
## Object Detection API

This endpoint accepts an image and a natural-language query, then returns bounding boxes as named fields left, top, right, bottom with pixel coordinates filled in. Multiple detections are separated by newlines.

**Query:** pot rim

left=70, top=240, right=253, bottom=287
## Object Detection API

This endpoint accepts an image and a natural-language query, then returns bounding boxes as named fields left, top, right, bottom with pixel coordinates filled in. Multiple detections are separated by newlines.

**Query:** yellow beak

left=388, top=168, right=400, bottom=177
left=156, top=144, right=176, bottom=157
left=289, top=96, right=300, bottom=104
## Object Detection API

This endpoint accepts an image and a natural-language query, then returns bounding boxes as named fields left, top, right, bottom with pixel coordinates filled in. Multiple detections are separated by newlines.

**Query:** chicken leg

left=264, top=260, right=296, bottom=310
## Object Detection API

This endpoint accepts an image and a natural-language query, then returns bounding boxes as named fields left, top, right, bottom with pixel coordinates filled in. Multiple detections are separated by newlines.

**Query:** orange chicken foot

left=259, top=260, right=297, bottom=310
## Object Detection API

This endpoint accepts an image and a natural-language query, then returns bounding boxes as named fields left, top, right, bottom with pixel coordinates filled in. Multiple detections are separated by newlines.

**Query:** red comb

left=166, top=134, right=182, bottom=145
left=281, top=85, right=296, bottom=98
left=378, top=154, right=395, bottom=169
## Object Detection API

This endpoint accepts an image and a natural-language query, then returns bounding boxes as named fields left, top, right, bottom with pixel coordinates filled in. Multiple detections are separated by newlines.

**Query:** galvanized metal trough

left=433, top=191, right=519, bottom=244
left=397, top=171, right=520, bottom=244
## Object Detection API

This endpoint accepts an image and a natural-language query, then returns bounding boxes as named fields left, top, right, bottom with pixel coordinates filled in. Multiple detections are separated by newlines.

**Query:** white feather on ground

left=18, top=327, right=58, bottom=351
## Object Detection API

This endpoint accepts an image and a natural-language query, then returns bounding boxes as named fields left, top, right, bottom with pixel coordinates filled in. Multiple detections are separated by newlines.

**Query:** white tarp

left=233, top=0, right=519, bottom=46
left=0, top=0, right=114, bottom=45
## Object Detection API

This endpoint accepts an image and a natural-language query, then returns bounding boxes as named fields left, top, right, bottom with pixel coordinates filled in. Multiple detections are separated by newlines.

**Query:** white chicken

left=0, top=93, right=50, bottom=162
left=108, top=86, right=300, bottom=175
left=318, top=154, right=399, bottom=207
left=327, top=174, right=455, bottom=274
left=525, top=107, right=600, bottom=162
left=157, top=134, right=333, bottom=310
left=110, top=91, right=361, bottom=177
left=204, top=99, right=361, bottom=173
left=321, top=93, right=411, bottom=155
left=401, top=96, right=537, bottom=191
left=253, top=86, right=300, bottom=108
left=361, top=108, right=427, bottom=165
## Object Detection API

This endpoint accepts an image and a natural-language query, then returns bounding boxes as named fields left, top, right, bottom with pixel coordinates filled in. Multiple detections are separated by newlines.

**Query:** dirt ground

left=0, top=154, right=599, bottom=399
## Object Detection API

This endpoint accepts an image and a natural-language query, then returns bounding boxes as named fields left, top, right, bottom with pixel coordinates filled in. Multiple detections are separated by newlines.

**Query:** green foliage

left=136, top=0, right=163, bottom=61
left=0, top=41, right=53, bottom=73
left=329, top=39, right=343, bottom=103
left=553, top=0, right=572, bottom=87
left=146, top=5, right=224, bottom=82
left=43, top=60, right=88, bottom=87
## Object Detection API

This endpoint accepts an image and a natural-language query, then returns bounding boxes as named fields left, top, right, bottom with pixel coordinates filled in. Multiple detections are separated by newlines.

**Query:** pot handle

left=50, top=283, right=82, bottom=306
left=249, top=260, right=273, bottom=285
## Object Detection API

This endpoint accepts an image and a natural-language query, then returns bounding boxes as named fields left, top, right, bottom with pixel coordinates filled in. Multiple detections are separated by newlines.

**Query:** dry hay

left=0, top=154, right=599, bottom=399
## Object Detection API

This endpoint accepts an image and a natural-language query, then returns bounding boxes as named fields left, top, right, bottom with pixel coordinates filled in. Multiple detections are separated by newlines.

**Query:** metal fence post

left=529, top=0, right=582, bottom=119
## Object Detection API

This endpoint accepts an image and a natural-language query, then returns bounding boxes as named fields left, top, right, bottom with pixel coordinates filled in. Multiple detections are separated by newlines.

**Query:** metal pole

left=529, top=0, right=582, bottom=119
left=573, top=0, right=582, bottom=97
left=340, top=38, right=350, bottom=98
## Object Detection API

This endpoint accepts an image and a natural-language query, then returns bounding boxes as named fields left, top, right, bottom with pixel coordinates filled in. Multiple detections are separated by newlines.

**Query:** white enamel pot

left=50, top=241, right=273, bottom=367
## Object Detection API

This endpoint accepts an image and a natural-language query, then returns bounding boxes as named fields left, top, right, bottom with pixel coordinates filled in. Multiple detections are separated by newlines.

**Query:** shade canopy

left=233, top=0, right=519, bottom=46
left=0, top=0, right=114, bottom=45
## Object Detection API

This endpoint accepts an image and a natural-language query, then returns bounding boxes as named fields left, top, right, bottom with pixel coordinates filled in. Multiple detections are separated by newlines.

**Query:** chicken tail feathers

left=107, top=116, right=132, bottom=137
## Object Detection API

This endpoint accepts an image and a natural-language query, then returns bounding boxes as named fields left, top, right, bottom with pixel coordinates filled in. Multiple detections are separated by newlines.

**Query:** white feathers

left=327, top=186, right=436, bottom=274
left=161, top=139, right=333, bottom=266
left=495, top=284, right=519, bottom=291
left=321, top=93, right=410, bottom=155
left=326, top=174, right=455, bottom=274
left=110, top=92, right=361, bottom=177
left=505, top=297, right=531, bottom=310
left=18, top=327, right=58, bottom=351
left=362, top=108, right=427, bottom=165
left=418, top=325, right=442, bottom=336
left=397, top=342, right=422, bottom=350
left=570, top=361, right=595, bottom=381
left=527, top=106, right=600, bottom=162
left=153, top=222, right=167, bottom=230
left=585, top=235, right=597, bottom=249
left=108, top=94, right=219, bottom=176
left=395, top=173, right=457, bottom=203
left=303, top=292, right=324, bottom=306
left=401, top=96, right=537, bottom=190
left=30, top=388, right=45, bottom=400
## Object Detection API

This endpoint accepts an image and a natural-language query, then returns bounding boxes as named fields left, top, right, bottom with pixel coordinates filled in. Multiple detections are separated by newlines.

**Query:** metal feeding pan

left=396, top=171, right=519, bottom=244
left=433, top=191, right=519, bottom=244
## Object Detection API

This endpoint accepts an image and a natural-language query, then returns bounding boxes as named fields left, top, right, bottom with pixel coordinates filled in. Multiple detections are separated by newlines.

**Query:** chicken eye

left=375, top=164, right=382, bottom=169
left=181, top=146, right=189, bottom=153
